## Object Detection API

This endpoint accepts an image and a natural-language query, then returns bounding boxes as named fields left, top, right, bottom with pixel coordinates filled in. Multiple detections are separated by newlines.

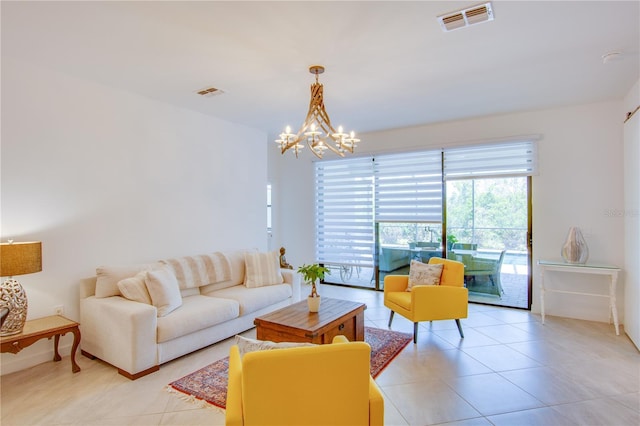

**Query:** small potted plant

left=297, top=263, right=330, bottom=312
left=446, top=234, right=458, bottom=250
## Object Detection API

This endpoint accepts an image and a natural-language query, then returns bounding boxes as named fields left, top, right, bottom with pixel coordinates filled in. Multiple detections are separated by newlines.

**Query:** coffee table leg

left=355, top=312, right=365, bottom=341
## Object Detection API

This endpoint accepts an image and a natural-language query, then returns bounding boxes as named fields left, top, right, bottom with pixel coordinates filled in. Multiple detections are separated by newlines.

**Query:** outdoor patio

left=324, top=251, right=529, bottom=309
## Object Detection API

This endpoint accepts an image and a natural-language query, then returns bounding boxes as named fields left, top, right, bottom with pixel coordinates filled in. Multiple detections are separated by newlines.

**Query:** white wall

left=623, top=78, right=640, bottom=349
left=1, top=58, right=268, bottom=373
left=271, top=100, right=626, bottom=325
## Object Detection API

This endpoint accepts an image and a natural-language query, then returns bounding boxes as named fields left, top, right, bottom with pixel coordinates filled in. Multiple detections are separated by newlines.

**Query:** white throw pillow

left=144, top=267, right=182, bottom=317
left=244, top=251, right=284, bottom=288
left=117, top=271, right=152, bottom=305
left=234, top=335, right=315, bottom=358
left=407, top=260, right=444, bottom=291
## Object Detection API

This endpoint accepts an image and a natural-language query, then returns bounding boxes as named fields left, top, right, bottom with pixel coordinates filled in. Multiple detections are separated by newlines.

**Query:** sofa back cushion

left=244, top=250, right=284, bottom=288
left=200, top=250, right=249, bottom=294
left=159, top=252, right=231, bottom=291
left=95, top=263, right=160, bottom=298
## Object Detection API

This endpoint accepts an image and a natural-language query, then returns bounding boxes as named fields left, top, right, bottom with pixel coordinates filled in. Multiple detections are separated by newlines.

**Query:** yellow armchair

left=225, top=335, right=384, bottom=426
left=384, top=257, right=468, bottom=343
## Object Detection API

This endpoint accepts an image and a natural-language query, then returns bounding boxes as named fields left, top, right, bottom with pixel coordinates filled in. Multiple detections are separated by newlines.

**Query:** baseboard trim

left=1, top=341, right=73, bottom=376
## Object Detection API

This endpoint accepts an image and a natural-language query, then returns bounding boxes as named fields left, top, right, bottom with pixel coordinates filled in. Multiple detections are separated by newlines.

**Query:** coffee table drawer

left=321, top=316, right=357, bottom=343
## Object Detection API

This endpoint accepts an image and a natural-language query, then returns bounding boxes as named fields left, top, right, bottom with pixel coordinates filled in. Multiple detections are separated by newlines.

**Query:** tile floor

left=1, top=284, right=638, bottom=425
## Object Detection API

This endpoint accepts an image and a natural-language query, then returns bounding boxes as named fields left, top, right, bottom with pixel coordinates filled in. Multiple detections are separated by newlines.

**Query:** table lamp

left=0, top=241, right=42, bottom=336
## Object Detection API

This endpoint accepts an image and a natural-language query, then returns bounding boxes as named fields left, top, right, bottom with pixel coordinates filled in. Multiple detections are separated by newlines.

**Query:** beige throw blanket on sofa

left=160, top=252, right=231, bottom=290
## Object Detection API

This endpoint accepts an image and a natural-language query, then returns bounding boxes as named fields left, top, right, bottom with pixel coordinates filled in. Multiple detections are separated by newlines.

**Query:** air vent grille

left=196, top=86, right=225, bottom=97
left=438, top=2, right=494, bottom=32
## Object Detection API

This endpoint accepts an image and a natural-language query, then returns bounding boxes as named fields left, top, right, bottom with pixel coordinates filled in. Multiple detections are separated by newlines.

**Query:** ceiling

left=2, top=1, right=639, bottom=140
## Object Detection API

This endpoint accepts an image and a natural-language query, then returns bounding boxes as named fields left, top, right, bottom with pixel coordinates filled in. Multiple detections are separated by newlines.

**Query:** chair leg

left=388, top=311, right=395, bottom=328
left=413, top=322, right=418, bottom=343
left=455, top=319, right=464, bottom=338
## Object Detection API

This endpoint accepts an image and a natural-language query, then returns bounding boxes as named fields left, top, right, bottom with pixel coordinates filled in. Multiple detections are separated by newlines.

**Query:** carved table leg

left=53, top=334, right=62, bottom=362
left=70, top=326, right=81, bottom=373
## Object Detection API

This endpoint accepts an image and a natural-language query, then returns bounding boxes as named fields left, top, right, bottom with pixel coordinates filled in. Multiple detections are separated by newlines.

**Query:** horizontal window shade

left=315, top=158, right=374, bottom=267
left=444, top=140, right=538, bottom=180
left=374, top=151, right=443, bottom=222
left=314, top=140, right=536, bottom=270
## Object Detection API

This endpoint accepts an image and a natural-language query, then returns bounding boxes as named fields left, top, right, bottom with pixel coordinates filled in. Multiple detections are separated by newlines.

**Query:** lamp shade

left=1, top=242, right=42, bottom=277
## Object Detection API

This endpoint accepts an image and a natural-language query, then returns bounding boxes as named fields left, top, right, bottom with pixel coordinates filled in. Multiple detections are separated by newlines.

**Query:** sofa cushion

left=95, top=263, right=158, bottom=298
left=160, top=252, right=231, bottom=290
left=156, top=295, right=240, bottom=343
left=145, top=267, right=183, bottom=317
left=117, top=271, right=152, bottom=304
left=244, top=251, right=283, bottom=288
left=209, top=284, right=292, bottom=316
left=199, top=250, right=250, bottom=294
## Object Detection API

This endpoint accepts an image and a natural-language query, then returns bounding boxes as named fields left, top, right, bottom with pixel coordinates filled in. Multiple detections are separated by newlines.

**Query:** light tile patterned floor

left=1, top=284, right=638, bottom=425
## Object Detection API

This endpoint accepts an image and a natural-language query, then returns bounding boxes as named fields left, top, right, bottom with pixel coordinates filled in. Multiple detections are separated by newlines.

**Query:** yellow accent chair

left=225, top=335, right=384, bottom=426
left=384, top=257, right=468, bottom=343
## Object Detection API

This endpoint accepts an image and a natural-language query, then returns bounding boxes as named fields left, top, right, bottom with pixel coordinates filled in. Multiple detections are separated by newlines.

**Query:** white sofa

left=79, top=249, right=301, bottom=379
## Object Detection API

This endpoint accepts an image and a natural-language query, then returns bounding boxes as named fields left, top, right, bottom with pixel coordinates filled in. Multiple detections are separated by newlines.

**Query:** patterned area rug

left=167, top=326, right=411, bottom=410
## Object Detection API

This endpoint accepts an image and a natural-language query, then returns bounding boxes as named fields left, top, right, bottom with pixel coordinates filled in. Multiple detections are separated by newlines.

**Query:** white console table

left=537, top=260, right=621, bottom=335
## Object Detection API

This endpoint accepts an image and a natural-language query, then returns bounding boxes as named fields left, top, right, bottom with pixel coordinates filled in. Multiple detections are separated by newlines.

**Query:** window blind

left=443, top=140, right=538, bottom=180
left=374, top=150, right=443, bottom=222
left=315, top=157, right=374, bottom=267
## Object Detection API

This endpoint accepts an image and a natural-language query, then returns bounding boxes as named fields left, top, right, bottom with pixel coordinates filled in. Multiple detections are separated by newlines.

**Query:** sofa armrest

left=226, top=345, right=243, bottom=426
left=281, top=269, right=301, bottom=302
left=79, top=277, right=97, bottom=299
left=383, top=275, right=409, bottom=293
left=369, top=377, right=385, bottom=426
left=332, top=334, right=384, bottom=424
left=80, top=296, right=158, bottom=376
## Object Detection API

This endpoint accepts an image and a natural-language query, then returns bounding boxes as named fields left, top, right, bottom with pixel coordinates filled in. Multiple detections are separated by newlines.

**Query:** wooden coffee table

left=254, top=297, right=366, bottom=344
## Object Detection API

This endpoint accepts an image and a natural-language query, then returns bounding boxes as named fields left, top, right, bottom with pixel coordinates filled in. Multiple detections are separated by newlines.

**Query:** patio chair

left=465, top=250, right=506, bottom=295
left=451, top=243, right=478, bottom=251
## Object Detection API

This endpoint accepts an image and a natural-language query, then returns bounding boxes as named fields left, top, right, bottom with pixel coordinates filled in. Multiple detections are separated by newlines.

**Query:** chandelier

left=276, top=65, right=360, bottom=159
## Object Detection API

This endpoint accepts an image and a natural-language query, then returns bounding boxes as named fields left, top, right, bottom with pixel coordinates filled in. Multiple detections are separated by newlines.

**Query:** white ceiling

left=2, top=1, right=639, bottom=139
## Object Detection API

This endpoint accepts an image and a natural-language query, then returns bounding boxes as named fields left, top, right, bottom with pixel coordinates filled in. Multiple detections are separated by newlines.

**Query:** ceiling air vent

left=196, top=86, right=225, bottom=97
left=438, top=2, right=494, bottom=32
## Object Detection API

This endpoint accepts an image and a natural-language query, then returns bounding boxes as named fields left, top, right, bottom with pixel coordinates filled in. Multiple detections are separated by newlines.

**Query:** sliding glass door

left=315, top=139, right=536, bottom=304
left=445, top=177, right=531, bottom=309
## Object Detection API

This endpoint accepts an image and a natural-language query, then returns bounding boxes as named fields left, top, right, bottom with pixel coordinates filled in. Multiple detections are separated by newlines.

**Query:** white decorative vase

left=307, top=296, right=321, bottom=312
left=561, top=227, right=589, bottom=264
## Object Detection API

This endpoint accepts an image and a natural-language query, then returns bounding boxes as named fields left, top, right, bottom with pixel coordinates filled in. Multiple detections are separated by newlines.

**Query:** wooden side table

left=1, top=315, right=81, bottom=373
